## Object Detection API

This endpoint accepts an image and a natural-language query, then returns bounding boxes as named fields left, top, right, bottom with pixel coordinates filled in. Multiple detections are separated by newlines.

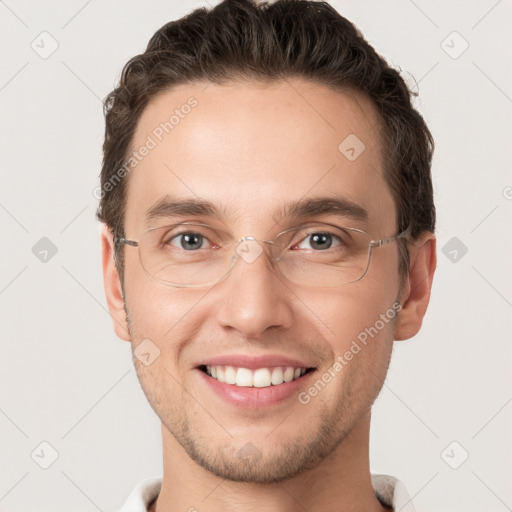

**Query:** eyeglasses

left=115, top=222, right=411, bottom=288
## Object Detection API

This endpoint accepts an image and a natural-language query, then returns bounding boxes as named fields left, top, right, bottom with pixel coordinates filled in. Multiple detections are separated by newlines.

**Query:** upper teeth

left=205, top=365, right=307, bottom=387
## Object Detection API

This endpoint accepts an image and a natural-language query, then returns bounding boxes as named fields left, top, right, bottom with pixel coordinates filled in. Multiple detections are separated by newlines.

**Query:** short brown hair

left=97, top=0, right=435, bottom=280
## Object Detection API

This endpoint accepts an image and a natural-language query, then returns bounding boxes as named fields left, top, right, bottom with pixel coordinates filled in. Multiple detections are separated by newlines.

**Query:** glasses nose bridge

left=239, top=235, right=278, bottom=247
left=231, top=235, right=282, bottom=269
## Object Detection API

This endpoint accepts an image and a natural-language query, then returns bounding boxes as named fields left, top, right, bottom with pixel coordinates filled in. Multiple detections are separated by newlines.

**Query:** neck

left=151, top=411, right=389, bottom=512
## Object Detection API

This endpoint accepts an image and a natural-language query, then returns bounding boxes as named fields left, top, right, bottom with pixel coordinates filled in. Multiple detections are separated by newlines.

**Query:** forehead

left=125, top=79, right=396, bottom=234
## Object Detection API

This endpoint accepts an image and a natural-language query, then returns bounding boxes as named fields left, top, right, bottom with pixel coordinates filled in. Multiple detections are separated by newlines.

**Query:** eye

left=295, top=231, right=343, bottom=251
left=167, top=232, right=210, bottom=251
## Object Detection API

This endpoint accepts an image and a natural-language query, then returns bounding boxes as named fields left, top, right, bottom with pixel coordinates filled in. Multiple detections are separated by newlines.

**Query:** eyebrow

left=144, top=194, right=368, bottom=227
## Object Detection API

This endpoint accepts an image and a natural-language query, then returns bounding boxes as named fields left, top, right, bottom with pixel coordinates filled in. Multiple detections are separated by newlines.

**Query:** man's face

left=120, top=79, right=402, bottom=483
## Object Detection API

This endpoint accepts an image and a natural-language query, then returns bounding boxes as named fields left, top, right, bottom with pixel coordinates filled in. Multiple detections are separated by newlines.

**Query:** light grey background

left=1, top=1, right=511, bottom=511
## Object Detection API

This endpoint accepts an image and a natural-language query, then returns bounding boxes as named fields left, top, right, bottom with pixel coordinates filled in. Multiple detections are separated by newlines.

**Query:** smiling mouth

left=198, top=364, right=315, bottom=388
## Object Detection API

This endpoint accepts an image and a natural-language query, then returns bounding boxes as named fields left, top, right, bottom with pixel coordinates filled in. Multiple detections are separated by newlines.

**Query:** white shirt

left=118, top=474, right=416, bottom=511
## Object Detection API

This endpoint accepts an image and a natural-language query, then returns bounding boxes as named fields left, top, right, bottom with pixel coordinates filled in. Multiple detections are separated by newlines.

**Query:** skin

left=101, top=79, right=436, bottom=512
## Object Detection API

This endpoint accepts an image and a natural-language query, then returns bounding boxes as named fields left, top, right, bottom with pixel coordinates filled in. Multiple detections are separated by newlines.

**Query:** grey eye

left=169, top=232, right=208, bottom=250
left=296, top=232, right=342, bottom=251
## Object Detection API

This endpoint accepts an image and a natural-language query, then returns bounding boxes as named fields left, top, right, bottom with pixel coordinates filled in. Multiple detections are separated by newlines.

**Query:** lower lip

left=196, top=369, right=315, bottom=409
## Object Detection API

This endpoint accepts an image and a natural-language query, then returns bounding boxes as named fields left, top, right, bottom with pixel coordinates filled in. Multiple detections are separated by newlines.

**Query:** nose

left=214, top=239, right=294, bottom=338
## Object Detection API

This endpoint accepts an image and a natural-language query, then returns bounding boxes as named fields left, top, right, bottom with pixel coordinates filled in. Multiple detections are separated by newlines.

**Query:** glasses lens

left=139, top=224, right=235, bottom=286
left=273, top=225, right=371, bottom=286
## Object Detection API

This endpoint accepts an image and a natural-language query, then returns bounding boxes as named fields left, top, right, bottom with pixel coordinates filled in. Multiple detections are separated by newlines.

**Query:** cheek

left=123, top=278, right=204, bottom=407
left=122, top=250, right=191, bottom=337
left=121, top=265, right=172, bottom=345
left=321, top=286, right=396, bottom=394
left=306, top=280, right=398, bottom=349
left=123, top=265, right=212, bottom=369
left=302, top=280, right=398, bottom=400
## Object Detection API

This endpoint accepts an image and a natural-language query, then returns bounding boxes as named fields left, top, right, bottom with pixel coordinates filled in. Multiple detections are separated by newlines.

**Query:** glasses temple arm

left=113, top=237, right=139, bottom=247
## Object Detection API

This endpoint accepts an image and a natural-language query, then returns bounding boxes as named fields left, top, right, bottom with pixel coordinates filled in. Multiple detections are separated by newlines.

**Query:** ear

left=100, top=224, right=131, bottom=342
left=394, top=232, right=437, bottom=341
